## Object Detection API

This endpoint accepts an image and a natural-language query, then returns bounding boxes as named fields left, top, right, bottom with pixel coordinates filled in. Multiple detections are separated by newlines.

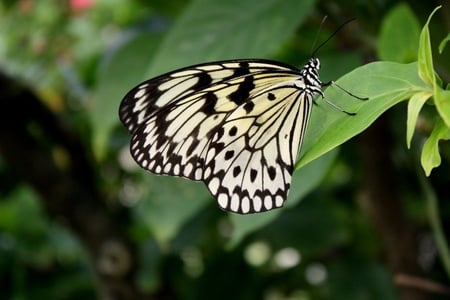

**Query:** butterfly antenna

left=310, top=16, right=328, bottom=56
left=311, top=18, right=356, bottom=57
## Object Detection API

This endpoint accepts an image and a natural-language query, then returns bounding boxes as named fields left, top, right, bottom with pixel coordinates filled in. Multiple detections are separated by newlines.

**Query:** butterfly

left=119, top=55, right=366, bottom=214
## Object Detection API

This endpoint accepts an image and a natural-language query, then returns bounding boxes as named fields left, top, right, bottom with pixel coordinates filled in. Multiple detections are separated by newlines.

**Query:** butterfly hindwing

left=203, top=84, right=313, bottom=213
left=119, top=58, right=322, bottom=214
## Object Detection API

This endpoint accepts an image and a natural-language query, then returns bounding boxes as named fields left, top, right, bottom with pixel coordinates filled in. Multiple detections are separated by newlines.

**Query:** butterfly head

left=300, top=57, right=321, bottom=79
left=308, top=57, right=320, bottom=71
left=296, top=57, right=322, bottom=91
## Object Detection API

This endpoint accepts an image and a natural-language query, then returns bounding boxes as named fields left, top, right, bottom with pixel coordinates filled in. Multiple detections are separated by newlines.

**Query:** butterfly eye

left=314, top=58, right=320, bottom=69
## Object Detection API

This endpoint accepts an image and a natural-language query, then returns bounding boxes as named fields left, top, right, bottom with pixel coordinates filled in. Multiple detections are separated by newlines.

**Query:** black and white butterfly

left=119, top=55, right=366, bottom=214
left=119, top=19, right=366, bottom=214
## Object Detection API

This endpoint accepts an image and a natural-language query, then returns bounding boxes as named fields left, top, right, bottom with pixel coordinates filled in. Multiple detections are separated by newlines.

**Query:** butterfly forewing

left=119, top=59, right=321, bottom=214
left=119, top=60, right=295, bottom=133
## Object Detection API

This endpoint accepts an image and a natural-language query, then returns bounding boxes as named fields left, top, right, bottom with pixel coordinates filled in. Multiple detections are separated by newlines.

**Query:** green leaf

left=133, top=174, right=210, bottom=246
left=415, top=5, right=450, bottom=175
left=297, top=61, right=429, bottom=169
left=418, top=6, right=441, bottom=86
left=377, top=3, right=420, bottom=62
left=406, top=91, right=432, bottom=148
left=435, top=81, right=450, bottom=127
left=228, top=149, right=337, bottom=247
left=147, top=0, right=316, bottom=75
left=421, top=118, right=450, bottom=176
left=90, top=33, right=162, bottom=159
left=438, top=32, right=450, bottom=54
left=424, top=6, right=450, bottom=128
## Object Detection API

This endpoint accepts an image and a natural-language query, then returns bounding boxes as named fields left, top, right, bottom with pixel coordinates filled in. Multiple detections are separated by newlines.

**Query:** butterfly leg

left=322, top=80, right=368, bottom=101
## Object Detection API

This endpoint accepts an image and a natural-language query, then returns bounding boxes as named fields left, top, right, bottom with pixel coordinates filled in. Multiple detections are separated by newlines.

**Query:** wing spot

left=243, top=101, right=254, bottom=113
left=224, top=150, right=235, bottom=160
left=208, top=177, right=220, bottom=195
left=173, top=164, right=180, bottom=175
left=229, top=126, right=238, bottom=136
left=253, top=196, right=262, bottom=212
left=275, top=195, right=284, bottom=207
left=241, top=197, right=250, bottom=213
left=204, top=167, right=212, bottom=179
left=194, top=169, right=203, bottom=180
left=164, top=163, right=172, bottom=173
left=230, top=194, right=240, bottom=212
left=233, top=166, right=241, bottom=177
left=141, top=160, right=148, bottom=168
left=250, top=169, right=258, bottom=182
left=268, top=166, right=276, bottom=181
left=202, top=92, right=217, bottom=114
left=264, top=196, right=273, bottom=210
left=183, top=163, right=193, bottom=177
left=268, top=92, right=276, bottom=100
left=217, top=193, right=229, bottom=210
left=228, top=76, right=254, bottom=105
left=134, top=88, right=146, bottom=99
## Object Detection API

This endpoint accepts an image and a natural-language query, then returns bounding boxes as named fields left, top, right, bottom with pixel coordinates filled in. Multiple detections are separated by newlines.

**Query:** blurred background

left=0, top=0, right=449, bottom=299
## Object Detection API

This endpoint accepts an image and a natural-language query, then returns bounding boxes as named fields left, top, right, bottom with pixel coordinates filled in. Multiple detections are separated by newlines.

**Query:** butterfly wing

left=203, top=80, right=313, bottom=213
left=119, top=60, right=295, bottom=133
left=119, top=59, right=314, bottom=213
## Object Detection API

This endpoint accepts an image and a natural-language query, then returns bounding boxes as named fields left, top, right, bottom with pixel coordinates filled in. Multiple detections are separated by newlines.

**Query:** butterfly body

left=119, top=58, right=324, bottom=214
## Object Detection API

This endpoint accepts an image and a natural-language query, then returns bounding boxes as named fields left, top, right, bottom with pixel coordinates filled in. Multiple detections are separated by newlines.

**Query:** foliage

left=1, top=0, right=449, bottom=299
